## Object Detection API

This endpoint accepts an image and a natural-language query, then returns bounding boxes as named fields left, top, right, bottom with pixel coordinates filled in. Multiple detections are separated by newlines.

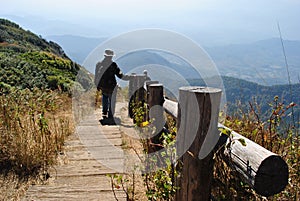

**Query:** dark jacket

left=95, top=58, right=123, bottom=94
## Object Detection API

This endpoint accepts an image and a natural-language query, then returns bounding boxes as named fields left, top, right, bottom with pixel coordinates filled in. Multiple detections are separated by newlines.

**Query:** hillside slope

left=0, top=18, right=92, bottom=91
left=189, top=76, right=300, bottom=121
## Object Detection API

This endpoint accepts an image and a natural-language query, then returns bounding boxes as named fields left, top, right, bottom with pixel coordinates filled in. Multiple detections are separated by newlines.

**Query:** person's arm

left=114, top=63, right=132, bottom=80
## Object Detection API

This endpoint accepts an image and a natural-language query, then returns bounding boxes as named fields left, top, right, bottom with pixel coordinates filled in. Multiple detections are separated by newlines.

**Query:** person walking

left=94, top=49, right=130, bottom=122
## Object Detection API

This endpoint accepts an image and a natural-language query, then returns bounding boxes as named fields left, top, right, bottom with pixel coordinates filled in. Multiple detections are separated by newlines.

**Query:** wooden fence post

left=147, top=83, right=165, bottom=152
left=145, top=81, right=159, bottom=106
left=145, top=81, right=159, bottom=121
left=147, top=83, right=163, bottom=120
left=128, top=73, right=148, bottom=118
left=175, top=86, right=222, bottom=201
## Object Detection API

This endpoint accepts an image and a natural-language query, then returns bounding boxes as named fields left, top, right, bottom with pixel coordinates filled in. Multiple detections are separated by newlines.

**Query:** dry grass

left=0, top=88, right=74, bottom=200
left=0, top=173, right=32, bottom=201
left=119, top=132, right=148, bottom=201
left=118, top=98, right=148, bottom=201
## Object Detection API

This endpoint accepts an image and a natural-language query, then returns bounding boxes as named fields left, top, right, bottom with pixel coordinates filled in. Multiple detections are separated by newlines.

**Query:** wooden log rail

left=128, top=75, right=289, bottom=200
left=163, top=98, right=288, bottom=197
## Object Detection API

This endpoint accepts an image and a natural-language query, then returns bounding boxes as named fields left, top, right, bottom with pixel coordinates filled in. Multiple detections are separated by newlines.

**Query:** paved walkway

left=23, top=101, right=134, bottom=201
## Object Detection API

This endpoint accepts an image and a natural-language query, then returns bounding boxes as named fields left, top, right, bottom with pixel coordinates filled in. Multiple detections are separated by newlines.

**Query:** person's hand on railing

left=121, top=74, right=134, bottom=81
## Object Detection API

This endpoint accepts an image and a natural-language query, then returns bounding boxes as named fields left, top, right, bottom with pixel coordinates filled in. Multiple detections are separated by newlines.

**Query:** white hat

left=104, top=49, right=114, bottom=57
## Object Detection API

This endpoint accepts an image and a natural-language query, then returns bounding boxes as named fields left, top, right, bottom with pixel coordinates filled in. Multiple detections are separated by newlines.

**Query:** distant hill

left=115, top=49, right=299, bottom=121
left=205, top=38, right=300, bottom=85
left=0, top=18, right=93, bottom=91
left=116, top=50, right=201, bottom=79
left=189, top=76, right=299, bottom=121
left=221, top=76, right=298, bottom=109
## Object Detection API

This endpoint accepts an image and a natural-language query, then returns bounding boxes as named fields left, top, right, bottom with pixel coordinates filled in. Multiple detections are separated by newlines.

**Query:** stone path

left=23, top=102, right=133, bottom=201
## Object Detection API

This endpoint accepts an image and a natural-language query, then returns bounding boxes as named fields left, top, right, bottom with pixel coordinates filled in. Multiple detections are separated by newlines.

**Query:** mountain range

left=47, top=34, right=300, bottom=86
left=190, top=76, right=300, bottom=120
left=104, top=49, right=299, bottom=120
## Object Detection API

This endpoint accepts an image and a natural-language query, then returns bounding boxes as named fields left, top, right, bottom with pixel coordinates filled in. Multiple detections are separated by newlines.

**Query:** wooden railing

left=128, top=73, right=289, bottom=200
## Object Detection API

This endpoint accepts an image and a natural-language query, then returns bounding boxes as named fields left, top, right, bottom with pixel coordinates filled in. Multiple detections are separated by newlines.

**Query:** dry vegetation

left=0, top=88, right=74, bottom=200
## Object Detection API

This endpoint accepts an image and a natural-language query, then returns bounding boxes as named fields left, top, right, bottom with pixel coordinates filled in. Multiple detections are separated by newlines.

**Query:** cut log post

left=175, top=86, right=222, bottom=201
left=147, top=83, right=165, bottom=152
left=145, top=81, right=159, bottom=121
left=145, top=81, right=159, bottom=103
left=148, top=84, right=164, bottom=122
left=218, top=124, right=289, bottom=197
left=128, top=73, right=148, bottom=118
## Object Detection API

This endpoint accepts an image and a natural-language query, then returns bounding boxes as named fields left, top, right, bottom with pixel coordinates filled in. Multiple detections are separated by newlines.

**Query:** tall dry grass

left=0, top=87, right=73, bottom=177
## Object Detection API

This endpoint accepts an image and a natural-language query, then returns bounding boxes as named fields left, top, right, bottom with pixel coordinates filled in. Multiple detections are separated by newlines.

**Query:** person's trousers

left=102, top=91, right=117, bottom=118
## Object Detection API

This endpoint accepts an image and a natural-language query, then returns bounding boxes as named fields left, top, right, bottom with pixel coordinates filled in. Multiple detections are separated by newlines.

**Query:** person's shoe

left=107, top=117, right=116, bottom=125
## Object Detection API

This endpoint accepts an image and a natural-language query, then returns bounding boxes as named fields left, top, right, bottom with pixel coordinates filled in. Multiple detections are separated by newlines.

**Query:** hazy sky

left=1, top=0, right=300, bottom=45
